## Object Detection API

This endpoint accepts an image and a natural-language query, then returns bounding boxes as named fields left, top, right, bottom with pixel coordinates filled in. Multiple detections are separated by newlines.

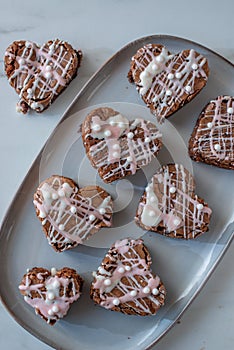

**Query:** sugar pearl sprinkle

left=130, top=290, right=137, bottom=297
left=214, top=144, right=221, bottom=151
left=166, top=89, right=172, bottom=96
left=227, top=107, right=233, bottom=114
left=113, top=143, right=120, bottom=150
left=93, top=124, right=101, bottom=132
left=197, top=203, right=204, bottom=210
left=52, top=305, right=59, bottom=313
left=143, top=286, right=151, bottom=294
left=173, top=218, right=181, bottom=226
left=99, top=207, right=106, bottom=215
left=185, top=85, right=192, bottom=93
left=89, top=214, right=96, bottom=222
left=168, top=73, right=174, bottom=80
left=127, top=156, right=133, bottom=162
left=117, top=267, right=125, bottom=274
left=175, top=72, right=182, bottom=79
left=51, top=267, right=57, bottom=276
left=192, top=63, right=198, bottom=70
left=169, top=186, right=176, bottom=194
left=113, top=298, right=120, bottom=306
left=47, top=292, right=55, bottom=300
left=113, top=151, right=119, bottom=158
left=207, top=122, right=213, bottom=129
left=127, top=132, right=134, bottom=139
left=149, top=210, right=155, bottom=217
left=104, top=278, right=112, bottom=286
left=70, top=206, right=76, bottom=214
left=125, top=265, right=131, bottom=271
left=58, top=224, right=64, bottom=231
left=145, top=137, right=151, bottom=143
left=152, top=288, right=159, bottom=295
left=104, top=129, right=112, bottom=137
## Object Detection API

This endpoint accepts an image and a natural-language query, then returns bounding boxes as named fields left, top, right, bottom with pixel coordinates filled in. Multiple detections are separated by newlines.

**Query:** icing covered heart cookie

left=19, top=267, right=83, bottom=325
left=90, top=238, right=166, bottom=316
left=82, top=107, right=162, bottom=183
left=189, top=95, right=234, bottom=170
left=128, top=44, right=209, bottom=123
left=135, top=164, right=212, bottom=239
left=33, top=175, right=113, bottom=252
left=4, top=39, right=82, bottom=114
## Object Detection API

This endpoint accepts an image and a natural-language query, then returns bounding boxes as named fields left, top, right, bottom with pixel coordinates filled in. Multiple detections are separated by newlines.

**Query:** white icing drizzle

left=33, top=176, right=112, bottom=250
left=6, top=40, right=76, bottom=111
left=191, top=95, right=234, bottom=165
left=139, top=164, right=212, bottom=238
left=132, top=44, right=209, bottom=122
left=86, top=113, right=162, bottom=182
left=92, top=238, right=165, bottom=314
left=19, top=269, right=81, bottom=324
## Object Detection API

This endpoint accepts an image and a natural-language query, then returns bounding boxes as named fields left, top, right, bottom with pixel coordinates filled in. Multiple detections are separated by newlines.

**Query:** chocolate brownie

left=4, top=39, right=82, bottom=113
left=33, top=175, right=113, bottom=252
left=82, top=107, right=162, bottom=183
left=189, top=95, right=234, bottom=169
left=90, top=238, right=166, bottom=316
left=19, top=267, right=83, bottom=325
left=128, top=44, right=209, bottom=123
left=135, top=164, right=212, bottom=239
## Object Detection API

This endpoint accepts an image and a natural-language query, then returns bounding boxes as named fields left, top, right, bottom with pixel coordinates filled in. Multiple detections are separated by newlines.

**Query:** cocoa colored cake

left=4, top=39, right=82, bottom=113
left=189, top=95, right=234, bottom=170
left=33, top=175, right=113, bottom=252
left=128, top=43, right=209, bottom=123
left=82, top=107, right=162, bottom=183
left=90, top=238, right=166, bottom=316
left=19, top=267, right=83, bottom=325
left=135, top=164, right=212, bottom=239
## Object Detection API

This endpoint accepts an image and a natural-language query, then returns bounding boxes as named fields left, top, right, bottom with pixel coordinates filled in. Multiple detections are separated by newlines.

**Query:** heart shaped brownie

left=128, top=44, right=209, bottom=123
left=135, top=164, right=212, bottom=239
left=82, top=107, right=162, bottom=183
left=189, top=95, right=234, bottom=170
left=90, top=238, right=166, bottom=315
left=19, top=267, right=83, bottom=325
left=33, top=175, right=113, bottom=252
left=4, top=39, right=82, bottom=114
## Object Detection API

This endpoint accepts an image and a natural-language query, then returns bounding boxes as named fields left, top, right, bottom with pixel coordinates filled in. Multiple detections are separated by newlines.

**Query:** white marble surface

left=0, top=1, right=233, bottom=349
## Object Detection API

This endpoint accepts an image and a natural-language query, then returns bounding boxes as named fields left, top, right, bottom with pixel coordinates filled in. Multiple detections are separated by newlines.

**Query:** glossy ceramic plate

left=0, top=35, right=233, bottom=350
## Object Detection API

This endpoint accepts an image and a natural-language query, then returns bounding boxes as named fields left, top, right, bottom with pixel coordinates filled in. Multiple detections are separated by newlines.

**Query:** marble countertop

left=0, top=1, right=233, bottom=349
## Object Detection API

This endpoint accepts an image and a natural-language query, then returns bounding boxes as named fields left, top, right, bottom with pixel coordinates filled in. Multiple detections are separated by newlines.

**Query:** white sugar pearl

left=52, top=193, right=58, bottom=200
left=99, top=208, right=106, bottom=215
left=127, top=132, right=134, bottom=139
left=70, top=206, right=76, bottom=214
left=207, top=122, right=213, bottom=129
left=152, top=288, right=159, bottom=295
left=18, top=58, right=25, bottom=65
left=109, top=120, right=116, bottom=126
left=150, top=196, right=156, bottom=203
left=130, top=290, right=137, bottom=297
left=169, top=186, right=176, bottom=194
left=185, top=85, right=192, bottom=93
left=168, top=73, right=174, bottom=80
left=113, top=298, right=120, bottom=306
left=112, top=143, right=120, bottom=150
left=51, top=267, right=57, bottom=276
left=214, top=144, right=221, bottom=151
left=92, top=124, right=101, bottom=132
left=25, top=41, right=31, bottom=48
left=59, top=224, right=64, bottom=231
left=118, top=122, right=125, bottom=128
left=173, top=218, right=181, bottom=226
left=175, top=72, right=182, bottom=79
left=118, top=267, right=125, bottom=274
left=156, top=55, right=164, bottom=62
left=104, top=129, right=112, bottom=137
left=24, top=296, right=29, bottom=302
left=52, top=305, right=59, bottom=313
left=47, top=292, right=55, bottom=300
left=192, top=63, right=198, bottom=70
left=127, top=156, right=133, bottom=162
left=39, top=210, right=46, bottom=219
left=42, top=219, right=47, bottom=226
left=104, top=278, right=112, bottom=286
left=98, top=267, right=106, bottom=274
left=45, top=65, right=52, bottom=71
left=27, top=88, right=33, bottom=94
left=166, top=90, right=172, bottom=96
left=62, top=183, right=70, bottom=190
left=143, top=286, right=151, bottom=294
left=125, top=265, right=131, bottom=271
left=197, top=203, right=204, bottom=210
left=227, top=107, right=233, bottom=114
left=31, top=102, right=38, bottom=109
left=113, top=152, right=119, bottom=158
left=152, top=63, right=158, bottom=71
left=89, top=214, right=96, bottom=222
left=48, top=309, right=54, bottom=316
left=53, top=279, right=60, bottom=288
left=149, top=210, right=155, bottom=217
left=45, top=71, right=52, bottom=79
left=58, top=189, right=65, bottom=197
left=145, top=137, right=151, bottom=143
